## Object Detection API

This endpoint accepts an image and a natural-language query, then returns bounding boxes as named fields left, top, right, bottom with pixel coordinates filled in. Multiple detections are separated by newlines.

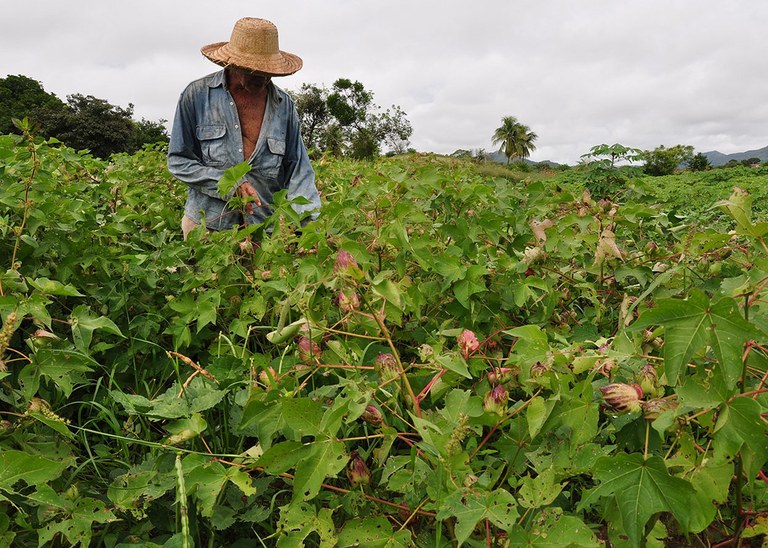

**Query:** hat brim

left=201, top=41, right=303, bottom=76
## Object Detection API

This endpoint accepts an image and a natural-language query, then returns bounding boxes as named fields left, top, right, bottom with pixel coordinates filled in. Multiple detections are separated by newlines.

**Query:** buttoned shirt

left=167, top=70, right=320, bottom=230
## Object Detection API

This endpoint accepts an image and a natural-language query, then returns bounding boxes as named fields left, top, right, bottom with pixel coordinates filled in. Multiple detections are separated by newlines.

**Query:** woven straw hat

left=201, top=18, right=303, bottom=76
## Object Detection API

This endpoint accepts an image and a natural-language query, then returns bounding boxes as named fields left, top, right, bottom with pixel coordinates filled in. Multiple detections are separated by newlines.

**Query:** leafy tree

left=640, top=144, right=694, bottom=176
left=40, top=94, right=137, bottom=158
left=579, top=143, right=643, bottom=198
left=0, top=74, right=65, bottom=134
left=741, top=157, right=761, bottom=167
left=491, top=116, right=538, bottom=164
left=291, top=83, right=330, bottom=151
left=131, top=118, right=169, bottom=151
left=687, top=152, right=710, bottom=171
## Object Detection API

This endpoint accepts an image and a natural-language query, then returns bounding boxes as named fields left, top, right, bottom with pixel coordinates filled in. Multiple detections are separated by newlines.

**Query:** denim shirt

left=167, top=70, right=321, bottom=230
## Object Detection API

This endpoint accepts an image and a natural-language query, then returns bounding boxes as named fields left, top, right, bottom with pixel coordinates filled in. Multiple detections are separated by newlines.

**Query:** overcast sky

left=3, top=0, right=767, bottom=164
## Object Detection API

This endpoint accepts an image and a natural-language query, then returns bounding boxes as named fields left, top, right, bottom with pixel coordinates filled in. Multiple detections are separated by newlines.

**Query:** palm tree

left=492, top=116, right=538, bottom=164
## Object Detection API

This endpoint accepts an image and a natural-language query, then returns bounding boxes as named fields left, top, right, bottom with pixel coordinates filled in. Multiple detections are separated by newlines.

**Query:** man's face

left=228, top=67, right=271, bottom=93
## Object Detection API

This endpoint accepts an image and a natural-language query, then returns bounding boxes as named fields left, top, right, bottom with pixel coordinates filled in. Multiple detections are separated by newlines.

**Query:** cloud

left=3, top=0, right=767, bottom=164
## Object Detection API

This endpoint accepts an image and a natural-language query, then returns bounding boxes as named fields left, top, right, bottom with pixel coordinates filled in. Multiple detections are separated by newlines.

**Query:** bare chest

left=230, top=89, right=267, bottom=160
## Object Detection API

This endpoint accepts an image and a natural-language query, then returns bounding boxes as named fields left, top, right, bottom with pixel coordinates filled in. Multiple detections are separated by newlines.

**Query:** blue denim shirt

left=167, top=70, right=321, bottom=230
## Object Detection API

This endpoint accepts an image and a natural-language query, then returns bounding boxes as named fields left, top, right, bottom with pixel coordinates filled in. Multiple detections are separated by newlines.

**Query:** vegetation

left=291, top=78, right=413, bottom=159
left=1, top=125, right=768, bottom=546
left=491, top=116, right=538, bottom=164
left=1, top=75, right=168, bottom=158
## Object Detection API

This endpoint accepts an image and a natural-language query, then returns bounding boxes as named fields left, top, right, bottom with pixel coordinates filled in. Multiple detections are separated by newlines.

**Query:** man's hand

left=236, top=181, right=262, bottom=214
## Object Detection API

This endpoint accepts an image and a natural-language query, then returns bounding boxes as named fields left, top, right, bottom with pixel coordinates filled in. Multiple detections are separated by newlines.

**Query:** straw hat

left=201, top=18, right=303, bottom=76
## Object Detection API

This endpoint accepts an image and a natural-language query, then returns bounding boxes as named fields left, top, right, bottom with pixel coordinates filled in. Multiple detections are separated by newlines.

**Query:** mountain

left=702, top=145, right=768, bottom=166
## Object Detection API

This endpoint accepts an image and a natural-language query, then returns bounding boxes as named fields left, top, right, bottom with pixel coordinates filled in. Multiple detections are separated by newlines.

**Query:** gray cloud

left=2, top=0, right=767, bottom=164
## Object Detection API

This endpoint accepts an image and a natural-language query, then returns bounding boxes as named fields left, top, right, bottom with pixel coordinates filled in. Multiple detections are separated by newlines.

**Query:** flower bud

left=346, top=451, right=371, bottom=488
left=337, top=289, right=360, bottom=312
left=530, top=361, right=551, bottom=378
left=637, top=364, right=661, bottom=398
left=457, top=330, right=480, bottom=358
left=258, top=367, right=277, bottom=389
left=483, top=385, right=509, bottom=416
left=334, top=250, right=358, bottom=275
left=600, top=383, right=643, bottom=413
left=361, top=405, right=384, bottom=425
left=642, top=398, right=677, bottom=420
left=374, top=353, right=400, bottom=383
left=297, top=337, right=322, bottom=363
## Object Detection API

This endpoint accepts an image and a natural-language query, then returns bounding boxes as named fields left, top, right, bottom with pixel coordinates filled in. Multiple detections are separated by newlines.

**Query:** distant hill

left=703, top=145, right=768, bottom=166
left=487, top=150, right=563, bottom=168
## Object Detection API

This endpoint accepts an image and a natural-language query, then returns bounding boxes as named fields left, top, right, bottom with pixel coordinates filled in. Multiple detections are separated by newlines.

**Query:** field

left=1, top=131, right=768, bottom=547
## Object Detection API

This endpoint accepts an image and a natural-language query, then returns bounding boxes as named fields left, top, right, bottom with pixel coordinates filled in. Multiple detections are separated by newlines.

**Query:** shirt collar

left=207, top=69, right=283, bottom=103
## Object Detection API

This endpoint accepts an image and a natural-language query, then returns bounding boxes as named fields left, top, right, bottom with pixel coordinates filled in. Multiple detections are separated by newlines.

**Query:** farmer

left=168, top=17, right=321, bottom=238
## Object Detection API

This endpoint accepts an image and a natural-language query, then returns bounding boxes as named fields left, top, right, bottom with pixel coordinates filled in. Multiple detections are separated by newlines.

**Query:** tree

left=687, top=152, right=710, bottom=172
left=294, top=79, right=412, bottom=159
left=491, top=116, right=538, bottom=164
left=640, top=145, right=694, bottom=176
left=0, top=74, right=65, bottom=134
left=292, top=83, right=330, bottom=151
left=579, top=143, right=643, bottom=198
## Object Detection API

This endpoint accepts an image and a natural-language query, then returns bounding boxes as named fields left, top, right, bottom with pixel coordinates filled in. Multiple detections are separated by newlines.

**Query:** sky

left=2, top=0, right=767, bottom=165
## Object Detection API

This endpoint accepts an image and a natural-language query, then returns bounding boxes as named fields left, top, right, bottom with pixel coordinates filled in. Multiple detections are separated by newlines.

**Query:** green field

left=1, top=133, right=768, bottom=547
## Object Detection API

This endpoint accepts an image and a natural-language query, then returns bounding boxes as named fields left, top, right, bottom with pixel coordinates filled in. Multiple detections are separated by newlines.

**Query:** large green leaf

left=578, top=454, right=695, bottom=547
left=337, top=517, right=413, bottom=547
left=0, top=450, right=72, bottom=496
left=507, top=508, right=600, bottom=547
left=436, top=488, right=519, bottom=545
left=631, top=290, right=756, bottom=388
left=714, top=396, right=768, bottom=475
left=292, top=436, right=347, bottom=501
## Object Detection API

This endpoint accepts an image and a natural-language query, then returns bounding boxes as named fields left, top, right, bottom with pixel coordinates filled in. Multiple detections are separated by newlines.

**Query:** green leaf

left=70, top=304, right=124, bottom=351
left=631, top=291, right=756, bottom=388
left=507, top=508, right=600, bottom=547
left=111, top=377, right=227, bottom=420
left=217, top=161, right=251, bottom=197
left=292, top=436, right=347, bottom=501
left=183, top=454, right=256, bottom=518
left=0, top=450, right=72, bottom=494
left=436, top=352, right=472, bottom=379
left=35, top=487, right=116, bottom=547
left=578, top=454, right=695, bottom=547
left=518, top=468, right=563, bottom=509
left=26, top=277, right=83, bottom=296
left=338, top=517, right=413, bottom=547
left=436, top=488, right=519, bottom=545
left=714, top=397, right=768, bottom=472
left=277, top=502, right=336, bottom=547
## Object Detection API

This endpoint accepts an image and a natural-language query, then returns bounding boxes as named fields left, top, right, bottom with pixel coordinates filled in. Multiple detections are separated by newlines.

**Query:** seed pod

left=297, top=336, right=322, bottom=363
left=600, top=383, right=643, bottom=414
left=337, top=288, right=360, bottom=312
left=334, top=250, right=359, bottom=276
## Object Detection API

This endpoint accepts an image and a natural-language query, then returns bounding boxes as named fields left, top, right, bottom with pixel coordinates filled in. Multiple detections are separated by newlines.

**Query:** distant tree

left=741, top=157, right=761, bottom=167
left=0, top=74, right=65, bottom=134
left=491, top=116, right=538, bottom=164
left=292, top=83, right=330, bottom=151
left=40, top=94, right=136, bottom=158
left=687, top=152, right=710, bottom=171
left=640, top=144, right=694, bottom=176
left=131, top=118, right=169, bottom=151
left=296, top=78, right=412, bottom=159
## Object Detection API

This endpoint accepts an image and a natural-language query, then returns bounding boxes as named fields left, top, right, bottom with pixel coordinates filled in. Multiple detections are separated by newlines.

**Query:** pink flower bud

left=361, top=405, right=384, bottom=425
left=374, top=353, right=399, bottom=383
left=337, top=289, right=360, bottom=312
left=297, top=336, right=322, bottom=363
left=457, top=329, right=480, bottom=358
left=483, top=385, right=509, bottom=416
left=600, top=383, right=643, bottom=413
left=334, top=250, right=358, bottom=275
left=346, top=451, right=371, bottom=488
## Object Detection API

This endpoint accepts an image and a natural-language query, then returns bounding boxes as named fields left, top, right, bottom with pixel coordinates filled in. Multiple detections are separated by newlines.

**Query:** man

left=168, top=17, right=321, bottom=238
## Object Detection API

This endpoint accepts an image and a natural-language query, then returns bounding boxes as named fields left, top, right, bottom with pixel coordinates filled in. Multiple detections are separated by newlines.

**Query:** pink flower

left=334, top=250, right=358, bottom=274
left=458, top=329, right=480, bottom=358
left=346, top=451, right=371, bottom=487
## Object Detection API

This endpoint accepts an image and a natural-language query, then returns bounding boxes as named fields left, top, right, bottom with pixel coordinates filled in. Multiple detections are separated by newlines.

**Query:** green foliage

left=293, top=79, right=413, bottom=159
left=1, top=130, right=768, bottom=546
left=640, top=144, right=694, bottom=176
left=688, top=151, right=711, bottom=171
left=578, top=143, right=643, bottom=198
left=0, top=74, right=66, bottom=134
left=491, top=115, right=538, bottom=164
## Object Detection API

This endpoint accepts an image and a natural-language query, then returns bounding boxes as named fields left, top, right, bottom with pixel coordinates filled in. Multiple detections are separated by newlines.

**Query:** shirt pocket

left=260, top=137, right=286, bottom=179
left=196, top=124, right=227, bottom=167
